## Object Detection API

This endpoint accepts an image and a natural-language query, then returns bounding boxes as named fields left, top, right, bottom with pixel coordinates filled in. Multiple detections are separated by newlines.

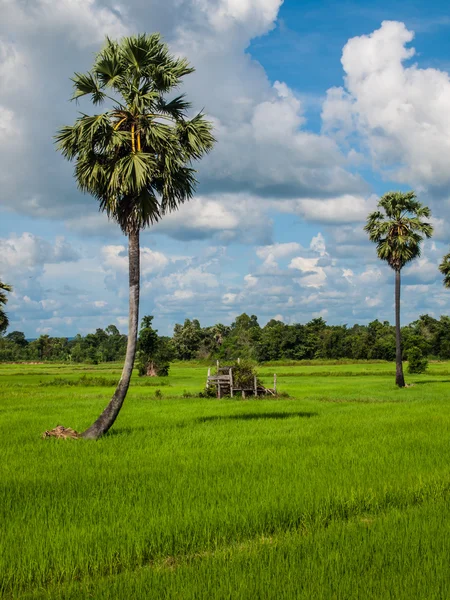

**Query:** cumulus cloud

left=322, top=20, right=450, bottom=191
left=200, top=80, right=366, bottom=201
left=275, top=193, right=377, bottom=224
left=3, top=0, right=129, bottom=46
left=289, top=256, right=327, bottom=288
left=0, top=233, right=79, bottom=275
left=256, top=242, right=302, bottom=270
left=101, top=245, right=169, bottom=276
left=153, top=194, right=272, bottom=244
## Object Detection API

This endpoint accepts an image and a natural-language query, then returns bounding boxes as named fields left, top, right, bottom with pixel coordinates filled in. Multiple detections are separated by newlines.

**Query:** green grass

left=1, top=360, right=450, bottom=598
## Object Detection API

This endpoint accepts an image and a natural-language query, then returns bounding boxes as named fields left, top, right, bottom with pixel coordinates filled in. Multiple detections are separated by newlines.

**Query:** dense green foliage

left=0, top=280, right=12, bottom=335
left=364, top=191, right=433, bottom=271
left=407, top=346, right=429, bottom=374
left=0, top=325, right=127, bottom=363
left=4, top=313, right=450, bottom=364
left=56, top=34, right=215, bottom=235
left=2, top=361, right=450, bottom=598
left=439, top=252, right=450, bottom=288
left=137, top=316, right=174, bottom=376
left=169, top=313, right=450, bottom=362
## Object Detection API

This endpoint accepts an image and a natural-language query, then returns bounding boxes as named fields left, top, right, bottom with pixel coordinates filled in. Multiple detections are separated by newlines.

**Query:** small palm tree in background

left=56, top=34, right=215, bottom=439
left=439, top=253, right=450, bottom=288
left=0, top=281, right=12, bottom=335
left=364, top=191, right=433, bottom=388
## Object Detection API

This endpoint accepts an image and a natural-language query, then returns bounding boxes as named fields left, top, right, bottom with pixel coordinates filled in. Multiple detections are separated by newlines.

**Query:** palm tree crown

left=364, top=191, right=433, bottom=270
left=439, top=253, right=450, bottom=288
left=0, top=281, right=13, bottom=335
left=55, top=34, right=215, bottom=234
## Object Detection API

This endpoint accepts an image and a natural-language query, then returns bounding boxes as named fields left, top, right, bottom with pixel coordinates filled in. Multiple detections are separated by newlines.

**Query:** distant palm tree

left=364, top=191, right=433, bottom=387
left=0, top=281, right=12, bottom=335
left=439, top=253, right=450, bottom=288
left=56, top=34, right=215, bottom=439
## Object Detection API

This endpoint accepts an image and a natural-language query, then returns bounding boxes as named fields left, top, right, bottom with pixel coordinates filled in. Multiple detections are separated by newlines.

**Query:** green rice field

left=1, top=360, right=450, bottom=598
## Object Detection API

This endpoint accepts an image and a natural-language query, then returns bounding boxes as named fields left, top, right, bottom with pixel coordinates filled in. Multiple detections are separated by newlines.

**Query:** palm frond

left=0, top=281, right=12, bottom=334
left=439, top=253, right=450, bottom=289
left=71, top=72, right=105, bottom=105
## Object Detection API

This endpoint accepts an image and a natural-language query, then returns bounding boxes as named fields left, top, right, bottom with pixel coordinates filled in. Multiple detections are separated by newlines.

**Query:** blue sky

left=1, top=0, right=450, bottom=337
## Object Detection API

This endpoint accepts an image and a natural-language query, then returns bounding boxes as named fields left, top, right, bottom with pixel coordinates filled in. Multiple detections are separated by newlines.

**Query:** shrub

left=407, top=346, right=428, bottom=374
left=231, top=359, right=261, bottom=389
left=198, top=386, right=216, bottom=398
left=154, top=389, right=163, bottom=400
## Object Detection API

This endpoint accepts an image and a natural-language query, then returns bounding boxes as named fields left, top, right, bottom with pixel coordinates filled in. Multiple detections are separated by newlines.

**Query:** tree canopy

left=56, top=33, right=215, bottom=235
left=364, top=191, right=433, bottom=270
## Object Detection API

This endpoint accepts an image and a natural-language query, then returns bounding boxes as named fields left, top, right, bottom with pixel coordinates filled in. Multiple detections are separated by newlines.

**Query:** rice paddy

left=1, top=360, right=450, bottom=598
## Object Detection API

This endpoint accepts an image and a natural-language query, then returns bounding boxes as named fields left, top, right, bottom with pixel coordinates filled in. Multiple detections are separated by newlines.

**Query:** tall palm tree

left=56, top=34, right=214, bottom=439
left=0, top=281, right=12, bottom=335
left=364, top=191, right=433, bottom=388
left=439, top=253, right=450, bottom=288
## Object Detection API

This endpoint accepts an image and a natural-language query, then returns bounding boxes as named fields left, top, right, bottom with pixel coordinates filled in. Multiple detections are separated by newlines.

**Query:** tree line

left=2, top=313, right=450, bottom=366
left=0, top=326, right=127, bottom=363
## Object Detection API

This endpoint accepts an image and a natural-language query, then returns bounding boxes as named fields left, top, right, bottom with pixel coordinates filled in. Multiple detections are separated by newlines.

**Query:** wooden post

left=254, top=375, right=257, bottom=397
left=206, top=367, right=211, bottom=389
left=216, top=359, right=219, bottom=372
left=218, top=381, right=221, bottom=399
left=229, top=368, right=234, bottom=398
left=237, top=357, right=241, bottom=365
left=242, top=389, right=246, bottom=399
left=274, top=374, right=277, bottom=394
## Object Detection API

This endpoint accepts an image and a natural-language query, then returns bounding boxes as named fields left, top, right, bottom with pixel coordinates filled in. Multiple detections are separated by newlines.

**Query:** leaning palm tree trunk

left=395, top=269, right=405, bottom=388
left=82, top=231, right=140, bottom=439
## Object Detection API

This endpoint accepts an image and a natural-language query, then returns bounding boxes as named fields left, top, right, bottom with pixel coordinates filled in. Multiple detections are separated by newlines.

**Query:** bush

left=231, top=359, right=261, bottom=389
left=137, top=355, right=170, bottom=377
left=198, top=386, right=216, bottom=398
left=407, top=346, right=428, bottom=374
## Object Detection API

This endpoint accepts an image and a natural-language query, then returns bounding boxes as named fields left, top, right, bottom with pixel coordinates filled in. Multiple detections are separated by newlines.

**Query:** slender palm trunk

left=82, top=230, right=140, bottom=439
left=395, top=268, right=405, bottom=388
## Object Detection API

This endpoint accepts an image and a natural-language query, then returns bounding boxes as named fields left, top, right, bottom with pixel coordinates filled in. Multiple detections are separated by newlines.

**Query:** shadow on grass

left=413, top=379, right=450, bottom=385
left=198, top=411, right=318, bottom=423
left=105, top=426, right=149, bottom=437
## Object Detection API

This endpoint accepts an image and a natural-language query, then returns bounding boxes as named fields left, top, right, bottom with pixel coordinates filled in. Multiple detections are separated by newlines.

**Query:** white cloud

left=365, top=295, right=382, bottom=308
left=223, top=292, right=238, bottom=304
left=323, top=20, right=450, bottom=188
left=244, top=274, right=258, bottom=288
left=256, top=242, right=302, bottom=270
left=0, top=233, right=79, bottom=276
left=289, top=256, right=327, bottom=288
left=310, top=232, right=327, bottom=256
left=4, top=0, right=129, bottom=47
left=93, top=300, right=108, bottom=308
left=278, top=194, right=377, bottom=224
left=173, top=289, right=195, bottom=300
left=257, top=242, right=302, bottom=261
left=193, top=0, right=282, bottom=38
left=101, top=245, right=169, bottom=276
